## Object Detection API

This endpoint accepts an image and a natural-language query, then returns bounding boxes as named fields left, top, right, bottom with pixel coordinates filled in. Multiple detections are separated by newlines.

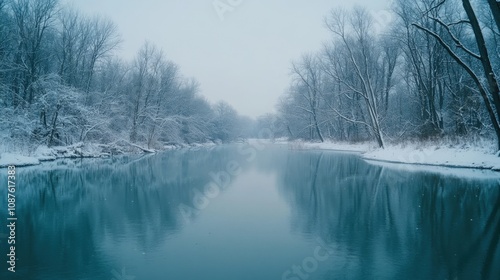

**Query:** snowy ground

left=0, top=153, right=40, bottom=167
left=363, top=145, right=500, bottom=171
left=0, top=142, right=108, bottom=168
left=282, top=139, right=500, bottom=173
left=0, top=141, right=217, bottom=168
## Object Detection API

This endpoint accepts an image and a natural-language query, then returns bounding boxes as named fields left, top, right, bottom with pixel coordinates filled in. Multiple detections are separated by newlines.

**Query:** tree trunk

left=314, top=119, right=324, bottom=142
left=487, top=0, right=500, bottom=32
left=462, top=0, right=500, bottom=123
left=48, top=104, right=61, bottom=147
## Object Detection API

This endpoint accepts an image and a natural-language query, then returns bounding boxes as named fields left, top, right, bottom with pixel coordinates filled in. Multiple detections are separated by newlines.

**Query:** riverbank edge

left=2, top=140, right=500, bottom=172
left=0, top=141, right=218, bottom=168
left=282, top=140, right=500, bottom=172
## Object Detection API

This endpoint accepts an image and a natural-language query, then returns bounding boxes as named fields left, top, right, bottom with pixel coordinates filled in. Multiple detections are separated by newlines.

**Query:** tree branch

left=428, top=16, right=481, bottom=60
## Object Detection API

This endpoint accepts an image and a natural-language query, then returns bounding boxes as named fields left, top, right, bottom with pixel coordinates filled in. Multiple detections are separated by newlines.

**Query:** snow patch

left=0, top=140, right=220, bottom=169
left=364, top=159, right=500, bottom=179
left=282, top=140, right=500, bottom=173
left=0, top=153, right=40, bottom=167
left=363, top=145, right=500, bottom=171
left=1, top=143, right=113, bottom=168
left=48, top=142, right=113, bottom=158
left=33, top=145, right=58, bottom=161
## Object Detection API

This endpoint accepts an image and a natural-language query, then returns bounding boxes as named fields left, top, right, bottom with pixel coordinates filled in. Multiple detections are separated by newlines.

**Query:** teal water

left=0, top=144, right=499, bottom=280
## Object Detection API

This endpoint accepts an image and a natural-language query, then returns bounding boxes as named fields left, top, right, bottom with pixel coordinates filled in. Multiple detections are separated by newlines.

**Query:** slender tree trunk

left=286, top=124, right=294, bottom=138
left=312, top=112, right=324, bottom=142
left=487, top=0, right=500, bottom=32
left=48, top=104, right=61, bottom=147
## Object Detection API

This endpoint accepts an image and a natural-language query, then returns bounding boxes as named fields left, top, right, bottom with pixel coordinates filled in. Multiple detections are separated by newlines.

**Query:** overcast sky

left=66, top=0, right=391, bottom=118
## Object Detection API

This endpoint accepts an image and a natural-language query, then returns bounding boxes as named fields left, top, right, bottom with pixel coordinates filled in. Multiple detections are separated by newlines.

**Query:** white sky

left=66, top=0, right=391, bottom=118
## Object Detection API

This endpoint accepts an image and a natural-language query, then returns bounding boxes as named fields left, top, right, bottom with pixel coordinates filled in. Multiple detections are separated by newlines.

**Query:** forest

left=270, top=0, right=500, bottom=152
left=0, top=0, right=252, bottom=153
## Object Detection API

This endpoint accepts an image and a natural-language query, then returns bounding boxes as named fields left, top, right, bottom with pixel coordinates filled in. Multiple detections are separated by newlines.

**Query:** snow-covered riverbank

left=2, top=139, right=499, bottom=172
left=0, top=142, right=217, bottom=168
left=281, top=139, right=500, bottom=172
left=0, top=143, right=99, bottom=168
left=363, top=145, right=500, bottom=171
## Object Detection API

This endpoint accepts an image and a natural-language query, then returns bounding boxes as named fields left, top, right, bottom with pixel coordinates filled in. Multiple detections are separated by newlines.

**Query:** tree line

left=0, top=0, right=249, bottom=152
left=269, top=0, right=500, bottom=152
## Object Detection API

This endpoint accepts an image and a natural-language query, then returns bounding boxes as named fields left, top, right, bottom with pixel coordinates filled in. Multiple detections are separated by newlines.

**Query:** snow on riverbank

left=0, top=141, right=218, bottom=168
left=281, top=140, right=500, bottom=172
left=0, top=142, right=109, bottom=168
left=2, top=139, right=499, bottom=173
left=363, top=145, right=500, bottom=171
left=0, top=153, right=40, bottom=167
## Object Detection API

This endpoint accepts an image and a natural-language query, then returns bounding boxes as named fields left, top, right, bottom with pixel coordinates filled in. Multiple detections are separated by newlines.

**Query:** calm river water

left=1, top=143, right=499, bottom=280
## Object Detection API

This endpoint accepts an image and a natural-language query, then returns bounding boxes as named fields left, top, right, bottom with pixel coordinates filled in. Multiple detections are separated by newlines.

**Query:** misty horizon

left=64, top=0, right=391, bottom=118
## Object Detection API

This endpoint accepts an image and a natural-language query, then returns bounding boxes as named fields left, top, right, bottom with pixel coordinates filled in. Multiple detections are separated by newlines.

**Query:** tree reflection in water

left=277, top=151, right=500, bottom=280
left=0, top=146, right=251, bottom=280
left=0, top=146, right=498, bottom=280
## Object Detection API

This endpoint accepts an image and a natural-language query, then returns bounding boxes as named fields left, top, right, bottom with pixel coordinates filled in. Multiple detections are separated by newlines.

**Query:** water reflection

left=278, top=150, right=500, bottom=279
left=0, top=145, right=498, bottom=280
left=0, top=146, right=253, bottom=280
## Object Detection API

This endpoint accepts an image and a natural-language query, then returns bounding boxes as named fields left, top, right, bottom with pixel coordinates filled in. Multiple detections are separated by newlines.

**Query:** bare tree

left=393, top=0, right=450, bottom=137
left=380, top=36, right=400, bottom=114
left=10, top=0, right=58, bottom=105
left=212, top=101, right=239, bottom=142
left=0, top=2, right=226, bottom=151
left=83, top=16, right=121, bottom=95
left=144, top=60, right=179, bottom=148
left=291, top=54, right=325, bottom=142
left=324, top=7, right=385, bottom=148
left=412, top=0, right=500, bottom=151
left=128, top=42, right=164, bottom=143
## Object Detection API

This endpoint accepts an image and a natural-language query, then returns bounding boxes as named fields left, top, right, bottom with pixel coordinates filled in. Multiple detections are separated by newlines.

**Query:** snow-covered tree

left=324, top=7, right=386, bottom=147
left=411, top=0, right=500, bottom=151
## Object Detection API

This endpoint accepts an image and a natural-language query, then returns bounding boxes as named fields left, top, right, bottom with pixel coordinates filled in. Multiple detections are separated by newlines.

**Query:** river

left=1, top=143, right=499, bottom=280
